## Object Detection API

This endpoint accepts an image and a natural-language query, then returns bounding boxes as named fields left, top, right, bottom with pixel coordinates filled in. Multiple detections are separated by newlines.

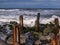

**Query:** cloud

left=32, top=0, right=59, bottom=1
left=32, top=0, right=46, bottom=1
left=31, top=0, right=60, bottom=6
left=0, top=0, right=60, bottom=8
left=0, top=2, right=44, bottom=5
left=0, top=0, right=8, bottom=1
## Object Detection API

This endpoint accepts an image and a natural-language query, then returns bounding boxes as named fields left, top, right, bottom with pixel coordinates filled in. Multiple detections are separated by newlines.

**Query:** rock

left=35, top=40, right=41, bottom=45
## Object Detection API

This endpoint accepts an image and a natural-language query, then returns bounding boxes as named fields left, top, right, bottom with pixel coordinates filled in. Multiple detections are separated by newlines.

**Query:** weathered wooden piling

left=35, top=13, right=40, bottom=31
left=18, top=15, right=23, bottom=45
left=17, top=27, right=20, bottom=45
left=51, top=18, right=59, bottom=45
left=19, top=15, right=23, bottom=31
left=16, top=27, right=19, bottom=45
left=54, top=18, right=59, bottom=35
left=13, top=25, right=18, bottom=45
left=37, top=13, right=40, bottom=22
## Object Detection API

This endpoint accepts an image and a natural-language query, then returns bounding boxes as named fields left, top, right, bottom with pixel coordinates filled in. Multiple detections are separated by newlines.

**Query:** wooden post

left=51, top=18, right=59, bottom=45
left=16, top=26, right=19, bottom=45
left=54, top=18, right=59, bottom=35
left=37, top=13, right=40, bottom=22
left=18, top=27, right=20, bottom=45
left=35, top=13, right=40, bottom=31
left=19, top=15, right=23, bottom=31
left=18, top=15, right=23, bottom=45
left=13, top=25, right=18, bottom=45
left=35, top=20, right=38, bottom=31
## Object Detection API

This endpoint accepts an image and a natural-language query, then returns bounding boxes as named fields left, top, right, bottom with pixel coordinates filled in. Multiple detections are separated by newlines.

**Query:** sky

left=0, top=0, right=60, bottom=8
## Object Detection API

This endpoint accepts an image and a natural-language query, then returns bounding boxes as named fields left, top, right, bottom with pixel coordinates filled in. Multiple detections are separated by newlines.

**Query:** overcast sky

left=0, top=0, right=60, bottom=8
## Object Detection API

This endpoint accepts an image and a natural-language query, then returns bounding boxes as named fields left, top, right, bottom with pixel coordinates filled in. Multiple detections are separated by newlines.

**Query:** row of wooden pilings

left=13, top=13, right=59, bottom=45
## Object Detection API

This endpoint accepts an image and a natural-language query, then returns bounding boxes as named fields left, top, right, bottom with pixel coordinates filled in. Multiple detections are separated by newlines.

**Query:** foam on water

left=0, top=9, right=60, bottom=27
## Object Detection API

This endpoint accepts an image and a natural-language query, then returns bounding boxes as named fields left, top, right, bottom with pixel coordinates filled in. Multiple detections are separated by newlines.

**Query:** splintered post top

left=19, top=15, right=23, bottom=25
left=19, top=15, right=23, bottom=31
left=37, top=13, right=40, bottom=20
left=54, top=18, right=59, bottom=26
left=19, top=15, right=23, bottom=21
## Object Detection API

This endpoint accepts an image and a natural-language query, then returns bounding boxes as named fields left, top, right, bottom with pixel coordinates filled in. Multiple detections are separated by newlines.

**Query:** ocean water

left=0, top=9, right=60, bottom=27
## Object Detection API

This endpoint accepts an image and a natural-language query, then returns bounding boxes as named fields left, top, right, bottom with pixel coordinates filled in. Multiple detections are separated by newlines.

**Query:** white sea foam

left=0, top=9, right=60, bottom=27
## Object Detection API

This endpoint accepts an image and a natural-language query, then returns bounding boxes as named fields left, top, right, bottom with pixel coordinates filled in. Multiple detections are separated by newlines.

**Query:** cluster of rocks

left=0, top=31, right=60, bottom=45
